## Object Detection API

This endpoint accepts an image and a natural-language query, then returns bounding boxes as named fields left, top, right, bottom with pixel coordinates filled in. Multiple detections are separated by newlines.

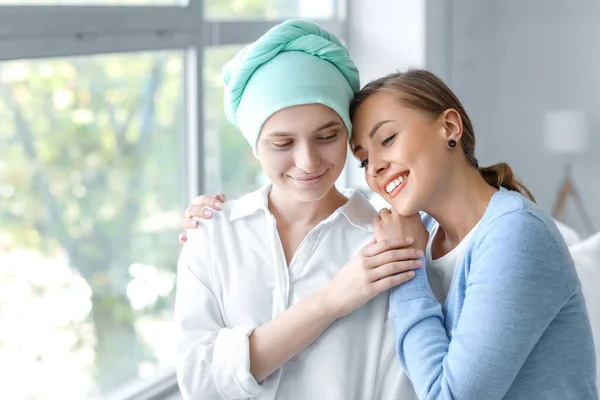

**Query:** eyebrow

left=369, top=120, right=394, bottom=138
left=314, top=120, right=342, bottom=133
left=265, top=120, right=342, bottom=138
left=351, top=119, right=394, bottom=154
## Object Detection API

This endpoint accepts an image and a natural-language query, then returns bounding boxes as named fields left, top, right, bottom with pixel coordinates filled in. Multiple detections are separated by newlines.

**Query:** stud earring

left=448, top=139, right=457, bottom=149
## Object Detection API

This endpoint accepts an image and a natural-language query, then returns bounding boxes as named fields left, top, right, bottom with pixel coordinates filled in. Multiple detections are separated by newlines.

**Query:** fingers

left=179, top=231, right=187, bottom=244
left=367, top=247, right=424, bottom=268
left=374, top=208, right=391, bottom=223
left=181, top=193, right=227, bottom=233
left=369, top=259, right=422, bottom=281
left=184, top=204, right=215, bottom=222
left=362, top=237, right=415, bottom=257
left=183, top=193, right=225, bottom=230
left=186, top=195, right=223, bottom=217
left=378, top=207, right=392, bottom=216
left=181, top=207, right=210, bottom=230
left=191, top=194, right=223, bottom=208
left=181, top=217, right=201, bottom=229
left=371, top=271, right=416, bottom=293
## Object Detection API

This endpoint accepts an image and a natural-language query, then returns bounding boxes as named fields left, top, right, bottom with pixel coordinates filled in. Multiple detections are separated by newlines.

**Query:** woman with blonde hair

left=349, top=69, right=596, bottom=399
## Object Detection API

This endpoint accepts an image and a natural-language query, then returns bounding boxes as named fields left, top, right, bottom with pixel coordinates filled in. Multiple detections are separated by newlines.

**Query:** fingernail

left=415, top=260, right=423, bottom=266
left=214, top=202, right=222, bottom=210
left=191, top=219, right=199, bottom=227
left=204, top=210, right=212, bottom=218
left=406, top=237, right=414, bottom=243
left=416, top=250, right=424, bottom=257
left=408, top=271, right=416, bottom=278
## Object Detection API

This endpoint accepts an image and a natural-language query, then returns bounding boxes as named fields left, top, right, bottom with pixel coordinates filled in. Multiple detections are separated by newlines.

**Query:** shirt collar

left=229, top=184, right=377, bottom=232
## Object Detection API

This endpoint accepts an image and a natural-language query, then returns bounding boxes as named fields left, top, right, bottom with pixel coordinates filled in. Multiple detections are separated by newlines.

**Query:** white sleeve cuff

left=213, top=326, right=261, bottom=398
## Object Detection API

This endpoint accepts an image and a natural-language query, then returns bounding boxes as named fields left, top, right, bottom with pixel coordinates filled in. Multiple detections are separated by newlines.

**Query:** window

left=206, top=0, right=336, bottom=20
left=0, top=51, right=184, bottom=399
left=204, top=45, right=265, bottom=199
left=0, top=3, right=346, bottom=399
left=0, top=0, right=178, bottom=4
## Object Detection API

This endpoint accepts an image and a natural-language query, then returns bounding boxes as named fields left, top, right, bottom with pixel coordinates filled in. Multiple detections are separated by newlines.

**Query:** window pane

left=204, top=45, right=265, bottom=198
left=0, top=51, right=184, bottom=399
left=0, top=0, right=178, bottom=4
left=206, top=0, right=336, bottom=20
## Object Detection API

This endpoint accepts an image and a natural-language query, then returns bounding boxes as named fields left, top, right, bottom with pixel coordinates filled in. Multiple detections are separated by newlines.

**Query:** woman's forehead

left=262, top=104, right=344, bottom=136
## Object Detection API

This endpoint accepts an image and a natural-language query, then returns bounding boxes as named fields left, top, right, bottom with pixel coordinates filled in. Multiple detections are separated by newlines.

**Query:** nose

left=366, top=153, right=388, bottom=177
left=294, top=141, right=321, bottom=173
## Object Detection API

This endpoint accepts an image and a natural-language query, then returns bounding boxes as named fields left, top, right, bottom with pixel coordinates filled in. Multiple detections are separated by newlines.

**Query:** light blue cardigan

left=390, top=189, right=597, bottom=399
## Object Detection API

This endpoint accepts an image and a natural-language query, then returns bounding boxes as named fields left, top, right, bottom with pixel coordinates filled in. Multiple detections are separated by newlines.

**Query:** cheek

left=324, top=141, right=347, bottom=167
left=365, top=174, right=381, bottom=194
left=406, top=154, right=447, bottom=204
left=413, top=144, right=445, bottom=174
left=258, top=151, right=291, bottom=177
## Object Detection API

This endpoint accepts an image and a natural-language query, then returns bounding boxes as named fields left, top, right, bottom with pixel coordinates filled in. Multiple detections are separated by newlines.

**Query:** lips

left=381, top=171, right=409, bottom=199
left=292, top=172, right=326, bottom=181
left=289, top=170, right=328, bottom=185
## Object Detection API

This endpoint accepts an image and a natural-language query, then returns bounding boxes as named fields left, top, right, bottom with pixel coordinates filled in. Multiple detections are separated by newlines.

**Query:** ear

left=440, top=109, right=463, bottom=142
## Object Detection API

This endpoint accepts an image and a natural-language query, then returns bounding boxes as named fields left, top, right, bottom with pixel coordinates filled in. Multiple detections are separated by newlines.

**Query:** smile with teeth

left=386, top=174, right=409, bottom=194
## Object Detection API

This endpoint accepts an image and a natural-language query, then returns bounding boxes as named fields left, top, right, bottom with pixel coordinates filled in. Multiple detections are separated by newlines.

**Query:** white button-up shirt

left=174, top=185, right=416, bottom=400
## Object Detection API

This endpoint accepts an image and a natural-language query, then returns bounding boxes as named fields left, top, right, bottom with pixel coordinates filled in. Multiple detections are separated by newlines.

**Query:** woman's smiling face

left=350, top=91, right=461, bottom=216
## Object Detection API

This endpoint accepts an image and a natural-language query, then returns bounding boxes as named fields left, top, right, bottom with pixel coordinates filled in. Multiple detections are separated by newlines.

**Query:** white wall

left=347, top=0, right=426, bottom=83
left=346, top=0, right=427, bottom=191
left=348, top=0, right=600, bottom=233
left=449, top=0, right=600, bottom=234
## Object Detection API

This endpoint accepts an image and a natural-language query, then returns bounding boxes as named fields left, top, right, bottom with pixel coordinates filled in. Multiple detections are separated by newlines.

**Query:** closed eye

left=382, top=134, right=397, bottom=147
left=272, top=141, right=293, bottom=149
left=318, top=133, right=338, bottom=142
left=358, top=133, right=396, bottom=168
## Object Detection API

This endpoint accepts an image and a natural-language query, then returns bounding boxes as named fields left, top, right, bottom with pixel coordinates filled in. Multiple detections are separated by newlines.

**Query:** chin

left=286, top=181, right=335, bottom=203
left=389, top=196, right=420, bottom=217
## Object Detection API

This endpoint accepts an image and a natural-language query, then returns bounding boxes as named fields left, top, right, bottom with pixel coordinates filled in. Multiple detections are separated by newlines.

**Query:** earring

left=448, top=139, right=457, bottom=149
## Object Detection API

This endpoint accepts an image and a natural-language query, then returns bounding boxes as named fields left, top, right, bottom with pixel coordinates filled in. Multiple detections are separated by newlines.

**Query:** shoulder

left=181, top=195, right=260, bottom=279
left=481, top=190, right=564, bottom=244
left=469, top=190, right=576, bottom=289
left=185, top=205, right=231, bottom=244
left=185, top=188, right=266, bottom=247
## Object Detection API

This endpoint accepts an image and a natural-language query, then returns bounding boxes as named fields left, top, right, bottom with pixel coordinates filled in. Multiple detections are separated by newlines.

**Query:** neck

left=268, top=185, right=348, bottom=227
left=424, top=164, right=497, bottom=246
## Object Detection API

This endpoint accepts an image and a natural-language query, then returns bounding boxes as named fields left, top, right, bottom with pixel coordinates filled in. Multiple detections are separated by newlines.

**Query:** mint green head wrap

left=223, top=19, right=360, bottom=157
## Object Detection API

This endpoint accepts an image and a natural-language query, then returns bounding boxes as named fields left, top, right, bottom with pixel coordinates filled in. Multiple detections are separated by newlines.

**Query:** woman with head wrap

left=174, top=20, right=418, bottom=399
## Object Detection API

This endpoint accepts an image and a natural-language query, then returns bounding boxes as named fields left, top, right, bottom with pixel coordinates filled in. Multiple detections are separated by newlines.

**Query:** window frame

left=0, top=2, right=347, bottom=399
